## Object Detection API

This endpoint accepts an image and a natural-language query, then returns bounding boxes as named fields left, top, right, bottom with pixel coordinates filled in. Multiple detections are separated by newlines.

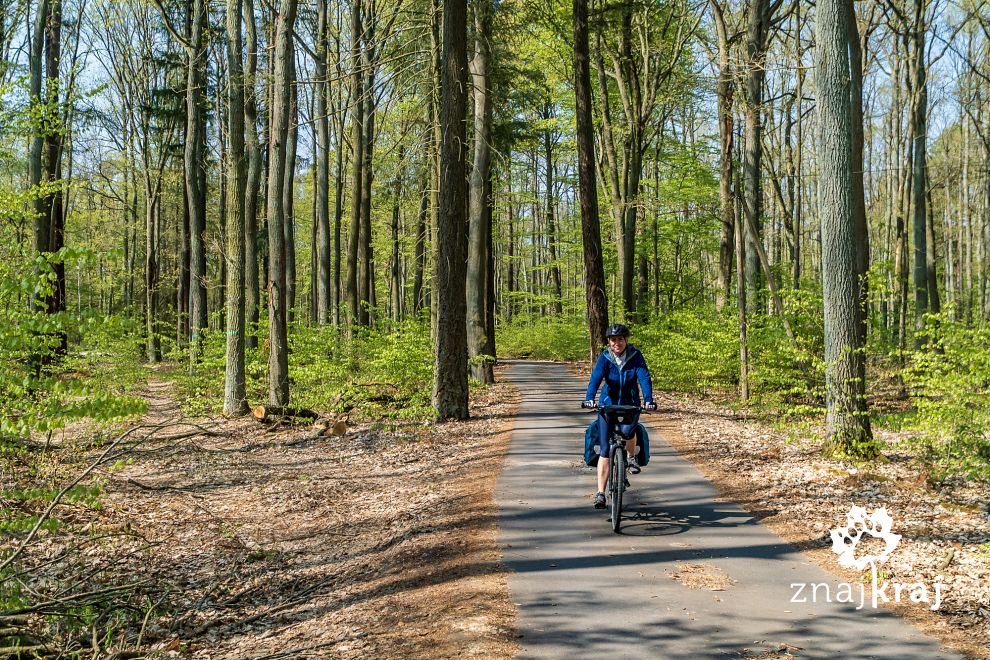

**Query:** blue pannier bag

left=583, top=419, right=650, bottom=467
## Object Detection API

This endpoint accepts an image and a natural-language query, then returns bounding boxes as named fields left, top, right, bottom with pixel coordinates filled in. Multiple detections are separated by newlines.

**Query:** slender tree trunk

left=390, top=144, right=405, bottom=322
left=848, top=0, right=870, bottom=386
left=315, top=0, right=332, bottom=324
left=413, top=156, right=428, bottom=315
left=433, top=0, right=469, bottom=420
left=283, top=55, right=298, bottom=325
left=734, top=129, right=748, bottom=402
left=224, top=0, right=248, bottom=415
left=574, top=0, right=608, bottom=359
left=187, top=0, right=208, bottom=371
left=345, top=0, right=364, bottom=328
left=359, top=60, right=376, bottom=327
left=244, top=0, right=261, bottom=348
left=543, top=114, right=563, bottom=316
left=743, top=0, right=770, bottom=315
left=711, top=0, right=734, bottom=313
left=816, top=0, right=873, bottom=454
left=911, top=0, right=929, bottom=347
left=266, top=0, right=298, bottom=406
left=468, top=0, right=494, bottom=383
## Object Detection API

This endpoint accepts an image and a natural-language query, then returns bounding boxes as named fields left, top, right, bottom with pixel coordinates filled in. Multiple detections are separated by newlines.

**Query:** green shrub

left=496, top=314, right=588, bottom=361
left=902, top=315, right=990, bottom=482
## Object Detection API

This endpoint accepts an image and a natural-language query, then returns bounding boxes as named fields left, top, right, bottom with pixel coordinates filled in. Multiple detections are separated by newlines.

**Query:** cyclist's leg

left=618, top=411, right=641, bottom=459
left=596, top=410, right=612, bottom=493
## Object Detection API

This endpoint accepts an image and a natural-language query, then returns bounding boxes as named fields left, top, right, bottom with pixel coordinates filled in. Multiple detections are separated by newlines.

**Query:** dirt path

left=92, top=378, right=519, bottom=658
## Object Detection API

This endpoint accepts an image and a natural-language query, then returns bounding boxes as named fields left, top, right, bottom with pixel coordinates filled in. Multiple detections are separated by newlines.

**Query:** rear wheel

left=610, top=444, right=625, bottom=533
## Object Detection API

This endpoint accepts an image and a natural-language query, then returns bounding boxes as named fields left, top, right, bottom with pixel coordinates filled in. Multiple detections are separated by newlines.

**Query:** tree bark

left=743, top=0, right=770, bottom=315
left=224, top=0, right=248, bottom=415
left=815, top=0, right=873, bottom=454
left=266, top=0, right=298, bottom=406
left=345, top=0, right=364, bottom=329
left=433, top=0, right=469, bottom=420
left=186, top=0, right=208, bottom=371
left=315, top=0, right=332, bottom=324
left=468, top=0, right=494, bottom=384
left=244, top=0, right=261, bottom=348
left=574, top=0, right=608, bottom=361
left=910, top=0, right=929, bottom=347
left=283, top=55, right=298, bottom=326
left=711, top=0, right=734, bottom=313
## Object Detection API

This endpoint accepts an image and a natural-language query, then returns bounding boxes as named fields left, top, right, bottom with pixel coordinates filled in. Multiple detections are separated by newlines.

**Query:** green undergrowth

left=172, top=316, right=436, bottom=420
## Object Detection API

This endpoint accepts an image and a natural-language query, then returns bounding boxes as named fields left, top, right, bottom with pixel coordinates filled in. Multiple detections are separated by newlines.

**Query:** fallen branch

left=252, top=405, right=319, bottom=422
left=0, top=423, right=154, bottom=574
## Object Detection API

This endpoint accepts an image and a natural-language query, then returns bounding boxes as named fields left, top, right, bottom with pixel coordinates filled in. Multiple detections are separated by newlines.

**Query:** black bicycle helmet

left=605, top=323, right=630, bottom=338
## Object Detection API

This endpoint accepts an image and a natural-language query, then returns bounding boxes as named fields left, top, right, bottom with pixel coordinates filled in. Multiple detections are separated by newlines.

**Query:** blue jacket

left=585, top=344, right=654, bottom=406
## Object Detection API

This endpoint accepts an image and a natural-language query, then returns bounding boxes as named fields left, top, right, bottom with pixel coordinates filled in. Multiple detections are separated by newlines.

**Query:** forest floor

left=7, top=360, right=990, bottom=658
left=6, top=369, right=519, bottom=658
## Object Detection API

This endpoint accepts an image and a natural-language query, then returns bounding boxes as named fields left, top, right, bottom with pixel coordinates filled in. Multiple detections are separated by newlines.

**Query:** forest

left=2, top=0, right=990, bottom=653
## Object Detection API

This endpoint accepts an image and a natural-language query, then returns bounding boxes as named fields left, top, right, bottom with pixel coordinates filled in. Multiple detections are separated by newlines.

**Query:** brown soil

left=6, top=374, right=519, bottom=659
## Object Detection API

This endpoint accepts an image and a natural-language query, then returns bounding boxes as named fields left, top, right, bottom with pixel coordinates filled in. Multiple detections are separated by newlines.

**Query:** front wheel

left=610, top=446, right=625, bottom=533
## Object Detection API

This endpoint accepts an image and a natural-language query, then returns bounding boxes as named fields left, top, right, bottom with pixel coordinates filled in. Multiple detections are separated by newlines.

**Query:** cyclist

left=583, top=323, right=657, bottom=509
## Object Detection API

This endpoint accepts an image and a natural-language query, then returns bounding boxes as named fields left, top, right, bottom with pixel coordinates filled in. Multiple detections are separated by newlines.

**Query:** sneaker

left=594, top=492, right=607, bottom=509
left=627, top=455, right=641, bottom=474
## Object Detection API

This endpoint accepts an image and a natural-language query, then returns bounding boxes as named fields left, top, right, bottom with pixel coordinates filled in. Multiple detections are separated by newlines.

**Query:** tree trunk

left=574, top=0, right=608, bottom=360
left=345, top=0, right=364, bottom=329
left=359, top=60, right=376, bottom=327
left=910, top=1, right=929, bottom=348
left=315, top=0, right=332, bottom=324
left=711, top=0, right=734, bottom=313
left=815, top=0, right=873, bottom=454
left=186, top=0, right=208, bottom=371
left=468, top=0, right=494, bottom=384
left=224, top=0, right=248, bottom=415
left=244, top=0, right=261, bottom=348
left=283, top=55, right=298, bottom=326
left=743, top=0, right=770, bottom=315
left=266, top=0, right=298, bottom=406
left=390, top=144, right=405, bottom=322
left=433, top=0, right=469, bottom=420
left=847, top=0, right=870, bottom=387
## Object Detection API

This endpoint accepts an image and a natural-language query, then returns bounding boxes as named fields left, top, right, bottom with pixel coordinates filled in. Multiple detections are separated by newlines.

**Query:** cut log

left=252, top=405, right=319, bottom=422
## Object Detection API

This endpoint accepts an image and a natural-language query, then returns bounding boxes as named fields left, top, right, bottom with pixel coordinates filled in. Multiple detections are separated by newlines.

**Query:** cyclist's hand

left=643, top=401, right=657, bottom=412
left=582, top=400, right=597, bottom=410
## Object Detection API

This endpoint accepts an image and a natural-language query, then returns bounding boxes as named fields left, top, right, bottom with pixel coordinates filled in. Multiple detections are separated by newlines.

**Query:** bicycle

left=582, top=402, right=648, bottom=533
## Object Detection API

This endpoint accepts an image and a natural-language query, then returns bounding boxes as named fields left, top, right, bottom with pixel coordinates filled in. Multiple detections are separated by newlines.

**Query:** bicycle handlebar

left=581, top=403, right=655, bottom=413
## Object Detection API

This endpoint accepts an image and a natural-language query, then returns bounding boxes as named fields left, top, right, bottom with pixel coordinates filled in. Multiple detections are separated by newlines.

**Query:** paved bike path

left=495, top=361, right=958, bottom=659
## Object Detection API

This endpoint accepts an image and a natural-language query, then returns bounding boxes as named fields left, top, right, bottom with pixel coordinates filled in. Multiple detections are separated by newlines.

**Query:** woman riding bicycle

left=584, top=324, right=657, bottom=509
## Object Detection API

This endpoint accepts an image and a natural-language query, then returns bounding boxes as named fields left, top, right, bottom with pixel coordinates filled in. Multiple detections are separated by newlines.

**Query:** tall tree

left=223, top=0, right=248, bottom=415
left=467, top=0, right=494, bottom=384
left=433, top=0, right=469, bottom=420
left=742, top=0, right=771, bottom=313
left=573, top=0, right=608, bottom=359
left=345, top=0, right=364, bottom=328
left=815, top=0, right=873, bottom=455
left=314, top=0, right=332, bottom=324
left=244, top=0, right=262, bottom=348
left=266, top=0, right=298, bottom=406
left=709, top=0, right=735, bottom=313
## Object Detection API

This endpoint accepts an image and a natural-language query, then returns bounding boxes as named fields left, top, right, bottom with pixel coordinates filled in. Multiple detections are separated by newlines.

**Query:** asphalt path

left=495, top=360, right=960, bottom=659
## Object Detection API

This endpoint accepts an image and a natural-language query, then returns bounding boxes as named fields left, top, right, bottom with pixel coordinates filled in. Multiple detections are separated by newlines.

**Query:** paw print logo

left=829, top=505, right=902, bottom=570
